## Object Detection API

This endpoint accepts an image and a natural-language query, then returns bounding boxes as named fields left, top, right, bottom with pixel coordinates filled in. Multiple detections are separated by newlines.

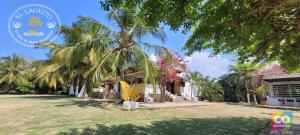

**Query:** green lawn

left=0, top=95, right=298, bottom=135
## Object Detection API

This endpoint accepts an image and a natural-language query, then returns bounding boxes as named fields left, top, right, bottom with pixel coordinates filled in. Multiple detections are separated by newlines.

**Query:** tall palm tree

left=36, top=16, right=114, bottom=95
left=0, top=54, right=28, bottom=85
left=86, top=10, right=167, bottom=92
left=37, top=9, right=166, bottom=95
left=34, top=61, right=66, bottom=90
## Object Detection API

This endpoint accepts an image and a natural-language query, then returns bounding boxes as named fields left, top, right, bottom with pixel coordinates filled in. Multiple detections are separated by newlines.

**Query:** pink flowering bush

left=159, top=51, right=189, bottom=82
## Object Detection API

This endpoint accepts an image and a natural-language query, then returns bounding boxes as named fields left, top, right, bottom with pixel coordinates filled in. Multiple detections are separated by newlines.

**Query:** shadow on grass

left=58, top=117, right=269, bottom=135
left=226, top=102, right=300, bottom=111
left=55, top=100, right=115, bottom=110
left=10, top=95, right=114, bottom=110
left=10, top=95, right=71, bottom=100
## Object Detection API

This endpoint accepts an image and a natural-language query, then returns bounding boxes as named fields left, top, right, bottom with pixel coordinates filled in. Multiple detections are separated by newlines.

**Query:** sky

left=0, top=0, right=235, bottom=78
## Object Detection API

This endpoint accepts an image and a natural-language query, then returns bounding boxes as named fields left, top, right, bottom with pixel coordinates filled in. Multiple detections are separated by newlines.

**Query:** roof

left=263, top=73, right=300, bottom=81
left=258, top=64, right=287, bottom=75
left=248, top=64, right=287, bottom=77
left=125, top=71, right=144, bottom=79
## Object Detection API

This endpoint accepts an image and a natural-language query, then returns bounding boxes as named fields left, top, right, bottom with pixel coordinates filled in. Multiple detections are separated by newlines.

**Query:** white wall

left=143, top=84, right=161, bottom=94
left=181, top=82, right=199, bottom=98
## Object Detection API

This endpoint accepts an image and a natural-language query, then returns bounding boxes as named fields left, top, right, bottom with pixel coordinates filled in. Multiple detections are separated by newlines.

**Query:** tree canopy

left=36, top=10, right=167, bottom=93
left=101, top=0, right=300, bottom=71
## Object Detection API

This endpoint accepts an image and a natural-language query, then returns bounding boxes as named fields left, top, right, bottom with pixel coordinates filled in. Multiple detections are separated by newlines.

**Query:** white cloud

left=185, top=52, right=232, bottom=78
left=149, top=53, right=158, bottom=63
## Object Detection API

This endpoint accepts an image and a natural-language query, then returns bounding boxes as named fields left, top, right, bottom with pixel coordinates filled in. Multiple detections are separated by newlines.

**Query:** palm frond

left=0, top=54, right=28, bottom=85
left=133, top=46, right=158, bottom=88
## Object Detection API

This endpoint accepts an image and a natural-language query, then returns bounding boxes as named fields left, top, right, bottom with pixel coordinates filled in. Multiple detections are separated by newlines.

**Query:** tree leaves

left=0, top=54, right=28, bottom=85
left=102, top=0, right=300, bottom=72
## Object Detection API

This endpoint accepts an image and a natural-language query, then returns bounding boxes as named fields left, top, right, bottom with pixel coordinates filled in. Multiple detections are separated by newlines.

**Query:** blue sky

left=0, top=0, right=234, bottom=78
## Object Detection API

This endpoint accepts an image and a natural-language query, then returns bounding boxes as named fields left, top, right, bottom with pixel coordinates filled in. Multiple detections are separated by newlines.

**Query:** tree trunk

left=69, top=84, right=74, bottom=95
left=190, top=84, right=193, bottom=101
left=253, top=94, right=258, bottom=104
left=245, top=80, right=251, bottom=104
left=103, top=84, right=108, bottom=99
left=159, top=83, right=165, bottom=103
left=75, top=76, right=80, bottom=96
left=78, top=84, right=86, bottom=98
left=247, top=92, right=250, bottom=104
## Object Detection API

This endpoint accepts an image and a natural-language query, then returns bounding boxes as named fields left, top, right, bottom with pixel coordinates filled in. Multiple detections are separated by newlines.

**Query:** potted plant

left=255, top=85, right=267, bottom=105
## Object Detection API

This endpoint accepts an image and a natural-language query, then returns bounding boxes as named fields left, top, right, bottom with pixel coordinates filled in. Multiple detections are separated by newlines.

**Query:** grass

left=0, top=95, right=299, bottom=135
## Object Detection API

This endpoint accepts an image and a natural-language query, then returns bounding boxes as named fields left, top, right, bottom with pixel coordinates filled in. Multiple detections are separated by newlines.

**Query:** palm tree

left=189, top=72, right=223, bottom=101
left=36, top=16, right=114, bottom=96
left=0, top=54, right=28, bottom=85
left=36, top=9, right=166, bottom=96
left=230, top=63, right=261, bottom=104
left=86, top=10, right=167, bottom=92
left=34, top=61, right=66, bottom=91
left=189, top=72, right=204, bottom=96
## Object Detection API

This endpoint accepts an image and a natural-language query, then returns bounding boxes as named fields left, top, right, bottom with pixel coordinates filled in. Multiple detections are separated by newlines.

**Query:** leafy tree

left=201, top=78, right=223, bottom=102
left=230, top=63, right=262, bottom=73
left=218, top=73, right=247, bottom=102
left=224, top=62, right=287, bottom=103
left=190, top=72, right=223, bottom=101
left=159, top=51, right=188, bottom=83
left=101, top=0, right=300, bottom=71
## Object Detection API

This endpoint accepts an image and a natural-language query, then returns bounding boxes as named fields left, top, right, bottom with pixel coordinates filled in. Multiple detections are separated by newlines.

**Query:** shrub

left=16, top=82, right=35, bottom=94
left=255, top=85, right=267, bottom=101
left=218, top=73, right=247, bottom=102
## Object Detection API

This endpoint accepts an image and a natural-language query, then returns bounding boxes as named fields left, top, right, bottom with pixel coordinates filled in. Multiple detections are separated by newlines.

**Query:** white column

left=75, top=85, right=79, bottom=96
left=114, top=82, right=119, bottom=93
left=69, top=85, right=74, bottom=95
left=253, top=95, right=257, bottom=104
left=267, top=82, right=274, bottom=96
left=78, top=84, right=86, bottom=97
left=247, top=93, right=250, bottom=104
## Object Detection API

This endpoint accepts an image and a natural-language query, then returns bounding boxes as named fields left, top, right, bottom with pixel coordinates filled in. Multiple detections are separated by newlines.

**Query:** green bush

left=190, top=72, right=224, bottom=102
left=201, top=83, right=224, bottom=102
left=218, top=73, right=247, bottom=102
left=255, top=85, right=267, bottom=101
left=53, top=85, right=68, bottom=95
left=16, top=82, right=35, bottom=94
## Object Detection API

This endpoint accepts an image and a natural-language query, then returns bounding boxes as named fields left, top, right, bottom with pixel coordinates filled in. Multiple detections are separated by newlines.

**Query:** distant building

left=257, top=64, right=300, bottom=106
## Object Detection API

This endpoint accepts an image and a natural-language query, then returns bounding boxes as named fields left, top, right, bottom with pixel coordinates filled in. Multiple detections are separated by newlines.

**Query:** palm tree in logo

left=25, top=16, right=43, bottom=36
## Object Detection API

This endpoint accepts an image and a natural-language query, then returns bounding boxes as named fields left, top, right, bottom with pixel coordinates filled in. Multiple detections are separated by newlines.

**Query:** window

left=273, top=83, right=300, bottom=97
